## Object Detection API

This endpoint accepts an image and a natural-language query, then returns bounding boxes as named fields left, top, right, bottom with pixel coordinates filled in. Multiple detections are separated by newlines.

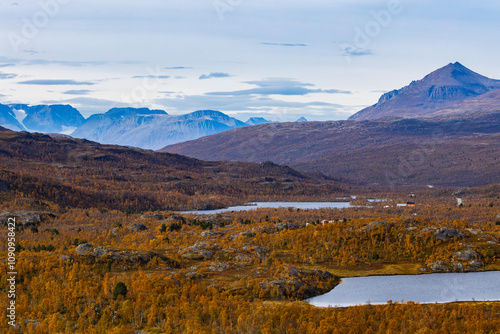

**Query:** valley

left=0, top=62, right=499, bottom=333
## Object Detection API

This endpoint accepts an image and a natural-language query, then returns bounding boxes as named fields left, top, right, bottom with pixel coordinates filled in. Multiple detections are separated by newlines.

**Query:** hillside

left=162, top=112, right=500, bottom=188
left=0, top=126, right=343, bottom=211
left=349, top=62, right=500, bottom=120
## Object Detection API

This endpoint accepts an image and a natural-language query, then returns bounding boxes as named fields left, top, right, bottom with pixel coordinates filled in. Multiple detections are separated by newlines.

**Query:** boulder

left=180, top=243, right=218, bottom=260
left=467, top=260, right=485, bottom=269
left=201, top=230, right=224, bottom=238
left=207, top=261, right=228, bottom=272
left=451, top=262, right=464, bottom=271
left=60, top=255, right=72, bottom=263
left=93, top=246, right=114, bottom=258
left=454, top=249, right=482, bottom=261
left=428, top=260, right=450, bottom=272
left=75, top=243, right=94, bottom=255
left=183, top=250, right=213, bottom=260
left=364, top=220, right=389, bottom=231
left=128, top=223, right=147, bottom=232
left=239, top=231, right=256, bottom=238
left=276, top=223, right=301, bottom=231
left=140, top=213, right=163, bottom=220
left=434, top=228, right=467, bottom=241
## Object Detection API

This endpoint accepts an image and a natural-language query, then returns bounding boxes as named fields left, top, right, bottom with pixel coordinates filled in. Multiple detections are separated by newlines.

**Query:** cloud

left=155, top=93, right=352, bottom=121
left=23, top=49, right=39, bottom=56
left=0, top=72, right=17, bottom=79
left=18, top=79, right=95, bottom=85
left=261, top=42, right=307, bottom=47
left=341, top=46, right=373, bottom=57
left=199, top=72, right=231, bottom=80
left=42, top=97, right=120, bottom=117
left=63, top=90, right=93, bottom=95
left=59, top=97, right=117, bottom=106
left=165, top=66, right=192, bottom=70
left=132, top=75, right=170, bottom=79
left=206, top=78, right=351, bottom=96
left=0, top=56, right=143, bottom=67
left=0, top=64, right=15, bottom=68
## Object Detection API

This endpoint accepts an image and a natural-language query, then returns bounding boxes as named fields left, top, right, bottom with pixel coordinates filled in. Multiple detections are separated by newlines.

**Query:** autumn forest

left=0, top=127, right=499, bottom=333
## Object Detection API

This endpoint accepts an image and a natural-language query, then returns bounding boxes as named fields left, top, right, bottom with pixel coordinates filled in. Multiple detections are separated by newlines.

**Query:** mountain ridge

left=349, top=62, right=500, bottom=120
left=162, top=111, right=500, bottom=187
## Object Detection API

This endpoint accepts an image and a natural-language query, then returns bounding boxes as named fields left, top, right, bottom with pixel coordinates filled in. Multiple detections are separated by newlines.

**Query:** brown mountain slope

left=349, top=62, right=500, bottom=120
left=162, top=112, right=500, bottom=188
left=0, top=127, right=343, bottom=211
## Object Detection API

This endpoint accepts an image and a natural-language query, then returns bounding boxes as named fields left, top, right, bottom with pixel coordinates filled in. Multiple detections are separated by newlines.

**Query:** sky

left=0, top=0, right=499, bottom=121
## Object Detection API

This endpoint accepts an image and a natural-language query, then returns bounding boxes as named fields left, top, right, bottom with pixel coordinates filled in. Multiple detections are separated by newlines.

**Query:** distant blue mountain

left=71, top=108, right=248, bottom=150
left=295, top=117, right=308, bottom=122
left=0, top=103, right=25, bottom=131
left=246, top=117, right=274, bottom=125
left=8, top=104, right=85, bottom=133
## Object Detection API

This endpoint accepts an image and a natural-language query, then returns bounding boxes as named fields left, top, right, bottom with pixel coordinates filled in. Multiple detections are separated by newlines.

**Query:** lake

left=182, top=201, right=353, bottom=215
left=307, top=271, right=500, bottom=307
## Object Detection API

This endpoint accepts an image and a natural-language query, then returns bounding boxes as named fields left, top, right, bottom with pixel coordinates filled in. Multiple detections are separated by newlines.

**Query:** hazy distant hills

left=0, top=104, right=24, bottom=131
left=162, top=111, right=500, bottom=187
left=0, top=103, right=84, bottom=133
left=71, top=108, right=248, bottom=150
left=349, top=62, right=500, bottom=120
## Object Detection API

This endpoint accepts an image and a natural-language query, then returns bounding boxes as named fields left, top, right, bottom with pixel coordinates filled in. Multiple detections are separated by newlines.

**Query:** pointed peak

left=435, top=61, right=470, bottom=73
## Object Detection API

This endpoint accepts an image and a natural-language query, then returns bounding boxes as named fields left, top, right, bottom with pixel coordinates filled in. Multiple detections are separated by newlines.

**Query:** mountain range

left=0, top=104, right=289, bottom=150
left=0, top=62, right=498, bottom=156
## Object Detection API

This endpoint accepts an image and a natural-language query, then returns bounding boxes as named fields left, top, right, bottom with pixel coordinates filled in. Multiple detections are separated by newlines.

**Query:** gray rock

left=180, top=242, right=219, bottom=260
left=59, top=255, right=72, bottom=262
left=140, top=213, right=163, bottom=220
left=429, top=260, right=450, bottom=272
left=454, top=249, right=482, bottom=261
left=75, top=243, right=94, bottom=255
left=201, top=230, right=223, bottom=238
left=239, top=231, right=256, bottom=238
left=364, top=220, right=389, bottom=231
left=276, top=223, right=301, bottom=231
left=93, top=246, right=114, bottom=258
left=467, top=260, right=485, bottom=268
left=182, top=250, right=214, bottom=260
left=452, top=262, right=464, bottom=271
left=128, top=223, right=147, bottom=232
left=185, top=272, right=205, bottom=279
left=434, top=228, right=467, bottom=241
left=207, top=261, right=228, bottom=272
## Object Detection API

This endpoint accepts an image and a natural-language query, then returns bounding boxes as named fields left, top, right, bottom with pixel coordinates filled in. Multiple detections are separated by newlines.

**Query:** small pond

left=307, top=271, right=500, bottom=307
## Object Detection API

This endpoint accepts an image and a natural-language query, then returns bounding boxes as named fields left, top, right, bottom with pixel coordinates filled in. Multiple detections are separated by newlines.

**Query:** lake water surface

left=182, top=201, right=353, bottom=215
left=307, top=271, right=500, bottom=307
